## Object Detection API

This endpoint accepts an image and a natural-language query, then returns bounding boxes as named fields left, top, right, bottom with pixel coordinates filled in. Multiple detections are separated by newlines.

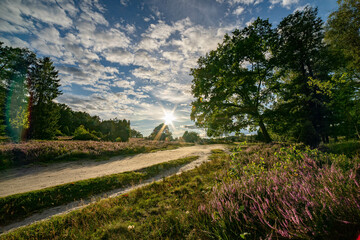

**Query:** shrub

left=72, top=125, right=99, bottom=141
left=182, top=131, right=201, bottom=143
left=198, top=145, right=360, bottom=239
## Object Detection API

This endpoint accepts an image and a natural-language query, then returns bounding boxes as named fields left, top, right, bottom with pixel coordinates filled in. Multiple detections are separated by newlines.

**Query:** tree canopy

left=191, top=18, right=276, bottom=143
left=148, top=123, right=173, bottom=141
left=191, top=6, right=360, bottom=146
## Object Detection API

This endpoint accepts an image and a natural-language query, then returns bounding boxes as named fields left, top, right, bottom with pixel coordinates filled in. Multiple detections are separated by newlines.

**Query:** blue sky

left=0, top=0, right=338, bottom=137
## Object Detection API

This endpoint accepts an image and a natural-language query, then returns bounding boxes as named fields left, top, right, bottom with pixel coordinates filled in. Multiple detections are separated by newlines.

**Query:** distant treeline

left=0, top=42, right=142, bottom=142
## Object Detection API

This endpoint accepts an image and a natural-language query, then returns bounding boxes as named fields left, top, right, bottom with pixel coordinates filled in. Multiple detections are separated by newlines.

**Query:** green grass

left=0, top=155, right=199, bottom=226
left=322, top=140, right=360, bottom=157
left=0, top=150, right=229, bottom=239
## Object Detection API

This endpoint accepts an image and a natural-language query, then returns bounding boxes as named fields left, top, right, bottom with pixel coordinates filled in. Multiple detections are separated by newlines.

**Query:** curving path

left=0, top=144, right=225, bottom=197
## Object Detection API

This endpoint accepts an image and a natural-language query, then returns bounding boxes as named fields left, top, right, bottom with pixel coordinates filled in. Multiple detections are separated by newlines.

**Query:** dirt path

left=0, top=145, right=225, bottom=234
left=0, top=144, right=225, bottom=197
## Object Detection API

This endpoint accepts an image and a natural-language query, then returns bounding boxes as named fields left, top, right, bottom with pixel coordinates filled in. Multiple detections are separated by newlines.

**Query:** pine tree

left=28, top=57, right=62, bottom=139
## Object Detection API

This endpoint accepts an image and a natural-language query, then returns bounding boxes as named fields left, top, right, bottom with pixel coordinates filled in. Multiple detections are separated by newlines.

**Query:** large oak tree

left=190, top=19, right=276, bottom=142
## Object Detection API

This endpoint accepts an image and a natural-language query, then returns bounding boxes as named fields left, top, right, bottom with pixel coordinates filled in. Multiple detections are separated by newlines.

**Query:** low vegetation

left=0, top=139, right=192, bottom=170
left=322, top=140, right=360, bottom=158
left=199, top=144, right=360, bottom=239
left=0, top=150, right=227, bottom=239
left=2, top=144, right=359, bottom=239
left=0, top=155, right=199, bottom=226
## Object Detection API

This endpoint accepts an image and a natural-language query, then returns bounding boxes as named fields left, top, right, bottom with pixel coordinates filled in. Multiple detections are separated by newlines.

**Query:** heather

left=198, top=144, right=360, bottom=239
left=0, top=139, right=189, bottom=170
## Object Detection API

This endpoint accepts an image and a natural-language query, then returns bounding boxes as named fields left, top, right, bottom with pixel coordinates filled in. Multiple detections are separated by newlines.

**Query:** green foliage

left=190, top=18, right=275, bottom=142
left=100, top=119, right=130, bottom=142
left=182, top=131, right=200, bottom=143
left=0, top=42, right=36, bottom=142
left=270, top=7, right=335, bottom=147
left=323, top=140, right=360, bottom=158
left=326, top=0, right=360, bottom=72
left=73, top=125, right=99, bottom=141
left=0, top=156, right=199, bottom=226
left=148, top=123, right=173, bottom=141
left=131, top=128, right=143, bottom=138
left=28, top=57, right=62, bottom=140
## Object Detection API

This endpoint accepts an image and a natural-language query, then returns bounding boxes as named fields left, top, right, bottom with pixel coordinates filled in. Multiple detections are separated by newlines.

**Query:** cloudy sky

left=0, top=0, right=338, bottom=137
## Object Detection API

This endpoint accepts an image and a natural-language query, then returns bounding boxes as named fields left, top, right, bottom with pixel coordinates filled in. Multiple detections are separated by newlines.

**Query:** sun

left=164, top=112, right=175, bottom=125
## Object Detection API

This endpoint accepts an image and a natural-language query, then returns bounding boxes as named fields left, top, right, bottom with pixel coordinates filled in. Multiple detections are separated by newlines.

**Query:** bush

left=182, top=131, right=200, bottom=143
left=72, top=125, right=99, bottom=141
left=55, top=129, right=63, bottom=136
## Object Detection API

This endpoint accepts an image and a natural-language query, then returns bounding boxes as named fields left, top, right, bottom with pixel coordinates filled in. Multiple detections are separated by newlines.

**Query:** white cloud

left=270, top=0, right=299, bottom=8
left=219, top=0, right=263, bottom=5
left=0, top=36, right=29, bottom=48
left=293, top=4, right=311, bottom=13
left=0, top=20, right=28, bottom=33
left=233, top=0, right=263, bottom=4
left=103, top=48, right=134, bottom=65
left=21, top=0, right=73, bottom=28
left=162, top=51, right=184, bottom=62
left=233, top=6, right=245, bottom=15
left=113, top=79, right=135, bottom=89
left=246, top=17, right=256, bottom=26
left=120, top=0, right=129, bottom=6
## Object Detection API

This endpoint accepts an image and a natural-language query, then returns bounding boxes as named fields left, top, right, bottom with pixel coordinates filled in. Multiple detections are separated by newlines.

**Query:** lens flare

left=5, top=76, right=30, bottom=142
left=164, top=112, right=175, bottom=125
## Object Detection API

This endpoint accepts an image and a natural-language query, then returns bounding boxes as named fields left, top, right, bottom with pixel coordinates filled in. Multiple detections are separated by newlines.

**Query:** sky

left=0, top=0, right=339, bottom=137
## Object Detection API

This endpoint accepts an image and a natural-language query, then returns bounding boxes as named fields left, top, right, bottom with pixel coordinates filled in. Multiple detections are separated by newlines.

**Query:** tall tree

left=28, top=57, right=62, bottom=139
left=131, top=129, right=143, bottom=138
left=326, top=0, right=360, bottom=73
left=0, top=42, right=36, bottom=141
left=271, top=7, right=334, bottom=146
left=325, top=0, right=360, bottom=139
left=190, top=19, right=276, bottom=142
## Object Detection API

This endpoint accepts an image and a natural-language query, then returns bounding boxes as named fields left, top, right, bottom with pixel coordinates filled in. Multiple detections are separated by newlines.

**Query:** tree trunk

left=259, top=119, right=272, bottom=143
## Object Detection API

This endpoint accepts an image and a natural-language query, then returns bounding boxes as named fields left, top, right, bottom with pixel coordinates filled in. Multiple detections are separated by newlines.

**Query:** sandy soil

left=0, top=144, right=225, bottom=197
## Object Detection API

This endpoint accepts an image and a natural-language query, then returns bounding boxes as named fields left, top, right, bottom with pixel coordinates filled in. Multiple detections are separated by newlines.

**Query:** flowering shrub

left=199, top=144, right=360, bottom=239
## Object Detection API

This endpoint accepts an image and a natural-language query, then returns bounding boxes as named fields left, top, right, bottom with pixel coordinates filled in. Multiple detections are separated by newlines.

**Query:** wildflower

left=186, top=210, right=190, bottom=214
left=128, top=225, right=135, bottom=230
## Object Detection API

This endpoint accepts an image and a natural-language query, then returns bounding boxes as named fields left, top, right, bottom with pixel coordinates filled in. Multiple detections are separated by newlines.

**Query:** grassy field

left=1, top=143, right=359, bottom=239
left=0, top=139, right=192, bottom=170
left=0, top=155, right=199, bottom=226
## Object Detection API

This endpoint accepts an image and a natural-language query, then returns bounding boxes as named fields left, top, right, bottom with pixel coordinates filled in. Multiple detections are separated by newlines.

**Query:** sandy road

left=0, top=144, right=225, bottom=197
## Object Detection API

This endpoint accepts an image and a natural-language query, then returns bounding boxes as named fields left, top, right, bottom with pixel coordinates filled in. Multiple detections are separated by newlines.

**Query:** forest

left=0, top=45, right=144, bottom=142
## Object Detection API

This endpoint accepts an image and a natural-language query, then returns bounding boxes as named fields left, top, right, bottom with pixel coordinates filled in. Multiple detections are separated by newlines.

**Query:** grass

left=0, top=155, right=199, bottom=226
left=0, top=139, right=193, bottom=170
left=2, top=145, right=359, bottom=239
left=322, top=140, right=360, bottom=158
left=0, top=149, right=229, bottom=239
